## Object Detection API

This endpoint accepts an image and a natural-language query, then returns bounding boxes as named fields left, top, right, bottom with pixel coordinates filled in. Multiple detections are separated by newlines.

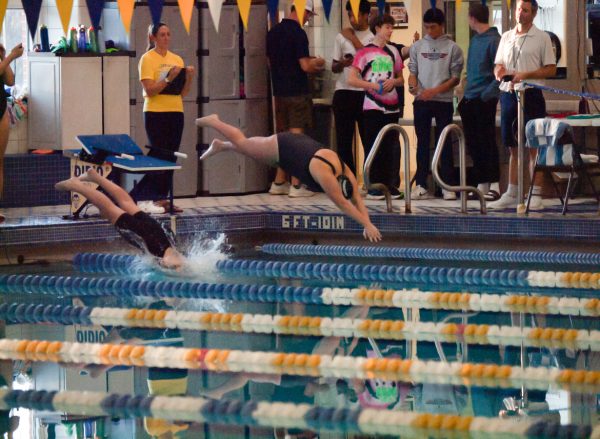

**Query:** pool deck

left=2, top=193, right=600, bottom=252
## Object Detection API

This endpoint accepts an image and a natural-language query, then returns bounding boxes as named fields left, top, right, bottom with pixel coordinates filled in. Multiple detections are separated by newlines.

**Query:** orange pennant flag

left=0, top=0, right=7, bottom=35
left=117, top=0, right=135, bottom=34
left=56, top=0, right=74, bottom=35
left=456, top=0, right=462, bottom=11
left=237, top=0, right=252, bottom=31
left=178, top=0, right=194, bottom=34
left=507, top=0, right=511, bottom=9
left=349, top=0, right=360, bottom=22
left=294, top=0, right=306, bottom=25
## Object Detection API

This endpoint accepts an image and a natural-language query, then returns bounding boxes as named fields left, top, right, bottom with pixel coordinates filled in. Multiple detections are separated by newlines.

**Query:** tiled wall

left=0, top=154, right=70, bottom=208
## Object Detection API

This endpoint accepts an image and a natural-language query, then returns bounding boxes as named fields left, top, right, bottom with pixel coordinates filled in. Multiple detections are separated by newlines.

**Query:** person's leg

left=361, top=111, right=384, bottom=184
left=459, top=98, right=484, bottom=185
left=80, top=169, right=139, bottom=215
left=152, top=112, right=184, bottom=200
left=382, top=112, right=401, bottom=189
left=55, top=176, right=125, bottom=224
left=0, top=110, right=9, bottom=199
left=332, top=90, right=362, bottom=173
left=482, top=98, right=501, bottom=185
left=196, top=114, right=278, bottom=163
left=413, top=101, right=432, bottom=189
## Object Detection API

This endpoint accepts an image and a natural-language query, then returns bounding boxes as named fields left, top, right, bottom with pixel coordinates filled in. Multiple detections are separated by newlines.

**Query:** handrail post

left=431, top=124, right=486, bottom=214
left=363, top=123, right=412, bottom=214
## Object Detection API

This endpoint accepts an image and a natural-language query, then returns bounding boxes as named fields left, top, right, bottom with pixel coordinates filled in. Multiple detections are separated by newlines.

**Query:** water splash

left=180, top=232, right=229, bottom=279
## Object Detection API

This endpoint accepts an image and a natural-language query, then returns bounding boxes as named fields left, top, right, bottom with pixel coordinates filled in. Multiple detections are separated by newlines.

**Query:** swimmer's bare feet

left=79, top=168, right=100, bottom=183
left=199, top=139, right=233, bottom=160
left=54, top=177, right=80, bottom=192
left=195, top=114, right=219, bottom=128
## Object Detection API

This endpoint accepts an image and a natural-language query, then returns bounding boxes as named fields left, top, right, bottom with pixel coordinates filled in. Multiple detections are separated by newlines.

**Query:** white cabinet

left=28, top=54, right=130, bottom=150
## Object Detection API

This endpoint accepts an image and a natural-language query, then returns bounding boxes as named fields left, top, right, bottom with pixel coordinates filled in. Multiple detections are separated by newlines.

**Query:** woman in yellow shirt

left=132, top=22, right=194, bottom=213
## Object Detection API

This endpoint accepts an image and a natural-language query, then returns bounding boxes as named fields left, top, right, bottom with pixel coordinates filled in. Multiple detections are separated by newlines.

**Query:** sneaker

left=527, top=196, right=545, bottom=211
left=411, top=185, right=431, bottom=200
left=487, top=192, right=518, bottom=209
left=366, top=190, right=385, bottom=200
left=288, top=184, right=315, bottom=198
left=443, top=189, right=457, bottom=200
left=389, top=187, right=404, bottom=200
left=268, top=181, right=290, bottom=195
left=137, top=201, right=165, bottom=214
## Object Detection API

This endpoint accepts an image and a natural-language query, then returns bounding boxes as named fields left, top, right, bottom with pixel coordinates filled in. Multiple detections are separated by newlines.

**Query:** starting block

left=64, top=134, right=186, bottom=218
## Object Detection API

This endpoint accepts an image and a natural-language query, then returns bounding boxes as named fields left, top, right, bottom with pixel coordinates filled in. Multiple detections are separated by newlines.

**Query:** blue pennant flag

left=267, top=0, right=279, bottom=21
left=22, top=0, right=43, bottom=40
left=430, top=0, right=436, bottom=9
left=482, top=0, right=487, bottom=5
left=86, top=0, right=105, bottom=30
left=377, top=0, right=385, bottom=16
left=148, top=0, right=164, bottom=25
left=321, top=0, right=333, bottom=21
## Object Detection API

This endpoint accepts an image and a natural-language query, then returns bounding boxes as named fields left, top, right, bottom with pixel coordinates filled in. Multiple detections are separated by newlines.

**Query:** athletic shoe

left=366, top=190, right=385, bottom=200
left=137, top=201, right=165, bottom=214
left=389, top=187, right=404, bottom=200
left=268, top=181, right=290, bottom=195
left=411, top=185, right=431, bottom=200
left=527, top=196, right=545, bottom=211
left=288, top=184, right=315, bottom=198
left=487, top=192, right=518, bottom=209
left=443, top=189, right=457, bottom=200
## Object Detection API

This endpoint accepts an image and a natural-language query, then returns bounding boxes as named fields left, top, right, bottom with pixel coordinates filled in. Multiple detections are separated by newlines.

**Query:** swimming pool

left=0, top=238, right=598, bottom=438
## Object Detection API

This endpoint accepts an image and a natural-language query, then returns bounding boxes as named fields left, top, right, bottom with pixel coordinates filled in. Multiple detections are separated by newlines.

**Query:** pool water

left=0, top=241, right=598, bottom=438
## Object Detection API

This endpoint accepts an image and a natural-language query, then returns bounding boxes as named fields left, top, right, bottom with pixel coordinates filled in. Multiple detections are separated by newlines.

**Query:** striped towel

left=526, top=118, right=574, bottom=166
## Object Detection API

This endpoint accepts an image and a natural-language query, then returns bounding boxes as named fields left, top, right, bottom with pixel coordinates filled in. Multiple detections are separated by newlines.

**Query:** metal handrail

left=431, top=124, right=486, bottom=214
left=363, top=123, right=411, bottom=213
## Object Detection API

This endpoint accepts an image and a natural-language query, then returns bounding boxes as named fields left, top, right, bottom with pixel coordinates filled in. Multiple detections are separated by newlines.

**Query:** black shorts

left=115, top=211, right=172, bottom=258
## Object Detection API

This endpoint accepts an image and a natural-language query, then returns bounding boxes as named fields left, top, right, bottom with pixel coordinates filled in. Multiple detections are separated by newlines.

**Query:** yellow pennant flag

left=456, top=0, right=462, bottom=11
left=178, top=0, right=194, bottom=34
left=0, top=0, right=7, bottom=35
left=56, top=0, right=74, bottom=35
left=349, top=0, right=360, bottom=22
left=237, top=0, right=252, bottom=31
left=117, top=0, right=135, bottom=34
left=294, top=0, right=306, bottom=25
left=507, top=0, right=511, bottom=10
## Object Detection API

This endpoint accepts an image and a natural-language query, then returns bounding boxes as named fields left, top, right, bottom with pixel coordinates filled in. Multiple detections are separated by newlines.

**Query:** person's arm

left=347, top=66, right=379, bottom=93
left=0, top=44, right=23, bottom=86
left=180, top=65, right=195, bottom=98
left=299, top=56, right=326, bottom=74
left=512, top=64, right=557, bottom=84
left=139, top=53, right=182, bottom=98
left=311, top=163, right=382, bottom=242
left=341, top=28, right=364, bottom=50
left=418, top=45, right=463, bottom=101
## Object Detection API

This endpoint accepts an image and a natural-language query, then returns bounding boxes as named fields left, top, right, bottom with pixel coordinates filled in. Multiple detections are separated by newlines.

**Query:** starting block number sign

left=69, top=159, right=112, bottom=214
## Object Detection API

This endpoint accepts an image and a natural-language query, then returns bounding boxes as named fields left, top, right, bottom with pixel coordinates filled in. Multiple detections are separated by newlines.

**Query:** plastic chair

left=525, top=118, right=600, bottom=214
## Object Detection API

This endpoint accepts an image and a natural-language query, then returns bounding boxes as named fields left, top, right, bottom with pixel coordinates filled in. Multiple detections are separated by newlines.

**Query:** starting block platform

left=64, top=134, right=186, bottom=218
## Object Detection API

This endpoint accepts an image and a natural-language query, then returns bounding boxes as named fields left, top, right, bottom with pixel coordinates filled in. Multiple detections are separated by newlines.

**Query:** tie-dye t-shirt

left=352, top=44, right=403, bottom=114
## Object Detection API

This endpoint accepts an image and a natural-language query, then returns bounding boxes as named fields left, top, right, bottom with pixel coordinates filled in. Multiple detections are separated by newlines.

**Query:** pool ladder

left=363, top=124, right=412, bottom=213
left=432, top=124, right=487, bottom=214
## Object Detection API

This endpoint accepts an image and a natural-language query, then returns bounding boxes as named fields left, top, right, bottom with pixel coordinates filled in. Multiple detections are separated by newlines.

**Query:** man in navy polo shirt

left=266, top=0, right=325, bottom=198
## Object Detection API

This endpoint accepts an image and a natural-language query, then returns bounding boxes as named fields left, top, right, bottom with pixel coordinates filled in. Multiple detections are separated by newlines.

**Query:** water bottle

left=578, top=86, right=590, bottom=114
left=77, top=25, right=87, bottom=52
left=97, top=26, right=105, bottom=53
left=88, top=26, right=98, bottom=53
left=40, top=25, right=50, bottom=52
left=69, top=27, right=78, bottom=53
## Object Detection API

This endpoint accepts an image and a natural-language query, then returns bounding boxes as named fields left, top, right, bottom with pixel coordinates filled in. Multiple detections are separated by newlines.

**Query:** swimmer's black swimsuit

left=115, top=211, right=172, bottom=258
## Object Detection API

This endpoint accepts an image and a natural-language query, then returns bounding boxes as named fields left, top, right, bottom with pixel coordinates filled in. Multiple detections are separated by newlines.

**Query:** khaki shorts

left=274, top=94, right=313, bottom=132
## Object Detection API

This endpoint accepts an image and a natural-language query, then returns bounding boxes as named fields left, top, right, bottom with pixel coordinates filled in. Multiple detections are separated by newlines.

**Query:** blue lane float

left=73, top=253, right=141, bottom=275
left=217, top=259, right=531, bottom=288
left=0, top=275, right=323, bottom=304
left=259, top=243, right=600, bottom=265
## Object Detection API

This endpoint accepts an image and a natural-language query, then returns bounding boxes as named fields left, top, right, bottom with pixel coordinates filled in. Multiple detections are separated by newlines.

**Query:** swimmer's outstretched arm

left=311, top=163, right=381, bottom=242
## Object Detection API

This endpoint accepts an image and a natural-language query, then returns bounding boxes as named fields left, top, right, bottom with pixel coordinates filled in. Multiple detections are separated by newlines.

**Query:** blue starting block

left=64, top=134, right=186, bottom=218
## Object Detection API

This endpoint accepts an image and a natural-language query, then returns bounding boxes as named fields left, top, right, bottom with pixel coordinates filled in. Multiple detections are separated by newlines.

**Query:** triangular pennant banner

left=22, top=0, right=43, bottom=40
left=377, top=0, right=385, bottom=16
left=507, top=0, right=511, bottom=9
left=456, top=0, right=462, bottom=11
left=177, top=0, right=194, bottom=34
left=56, top=0, right=74, bottom=35
left=0, top=0, right=8, bottom=35
left=349, top=0, right=360, bottom=21
left=237, top=0, right=252, bottom=30
left=207, top=0, right=224, bottom=32
left=116, top=0, right=135, bottom=34
left=321, top=0, right=333, bottom=21
left=429, top=0, right=436, bottom=9
left=482, top=0, right=487, bottom=5
left=294, top=0, right=306, bottom=26
left=148, top=0, right=164, bottom=25
left=267, top=0, right=279, bottom=21
left=85, top=0, right=105, bottom=30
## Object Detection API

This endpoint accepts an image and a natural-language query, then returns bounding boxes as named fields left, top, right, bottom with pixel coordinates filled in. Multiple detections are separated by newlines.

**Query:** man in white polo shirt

left=489, top=0, right=556, bottom=210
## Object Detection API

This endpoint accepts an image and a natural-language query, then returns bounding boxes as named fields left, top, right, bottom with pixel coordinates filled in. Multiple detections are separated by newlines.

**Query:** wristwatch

left=164, top=77, right=171, bottom=84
